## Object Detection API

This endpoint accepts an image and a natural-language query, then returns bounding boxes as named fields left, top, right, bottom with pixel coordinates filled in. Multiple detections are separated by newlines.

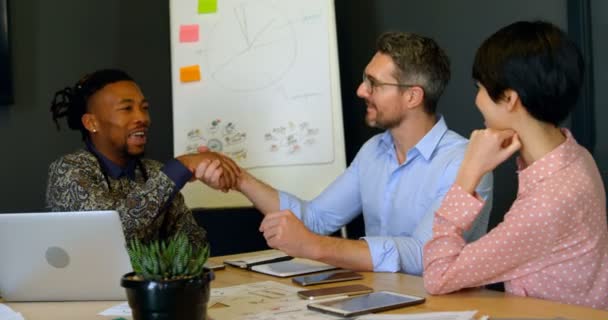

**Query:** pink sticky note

left=179, top=24, right=199, bottom=43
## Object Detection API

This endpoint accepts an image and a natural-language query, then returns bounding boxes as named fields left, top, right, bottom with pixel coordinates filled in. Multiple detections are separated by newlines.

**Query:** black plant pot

left=121, top=270, right=214, bottom=320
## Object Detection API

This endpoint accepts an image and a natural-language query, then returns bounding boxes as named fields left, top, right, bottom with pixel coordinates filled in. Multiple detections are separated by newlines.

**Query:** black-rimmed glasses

left=361, top=73, right=420, bottom=94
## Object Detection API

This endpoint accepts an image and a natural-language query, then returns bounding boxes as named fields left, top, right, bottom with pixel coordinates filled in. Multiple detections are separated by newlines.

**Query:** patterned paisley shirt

left=45, top=146, right=207, bottom=249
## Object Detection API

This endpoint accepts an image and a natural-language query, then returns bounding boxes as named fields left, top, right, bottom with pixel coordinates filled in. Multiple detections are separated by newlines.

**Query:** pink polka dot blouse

left=423, top=130, right=608, bottom=310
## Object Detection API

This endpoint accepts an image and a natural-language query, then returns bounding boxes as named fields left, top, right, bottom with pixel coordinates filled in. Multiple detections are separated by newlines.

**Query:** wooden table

left=4, top=251, right=608, bottom=319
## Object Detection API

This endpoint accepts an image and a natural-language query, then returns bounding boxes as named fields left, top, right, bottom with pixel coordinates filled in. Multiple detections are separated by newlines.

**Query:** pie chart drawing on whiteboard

left=205, top=1, right=297, bottom=91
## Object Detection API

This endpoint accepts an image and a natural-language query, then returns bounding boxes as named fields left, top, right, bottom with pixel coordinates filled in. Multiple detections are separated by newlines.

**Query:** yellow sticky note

left=198, top=0, right=217, bottom=14
left=180, top=65, right=201, bottom=83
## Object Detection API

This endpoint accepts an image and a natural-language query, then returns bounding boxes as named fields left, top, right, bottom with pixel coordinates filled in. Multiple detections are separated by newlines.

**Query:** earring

left=93, top=129, right=97, bottom=133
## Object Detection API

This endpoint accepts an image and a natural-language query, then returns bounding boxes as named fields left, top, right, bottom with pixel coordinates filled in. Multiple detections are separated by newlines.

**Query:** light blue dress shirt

left=279, top=117, right=493, bottom=275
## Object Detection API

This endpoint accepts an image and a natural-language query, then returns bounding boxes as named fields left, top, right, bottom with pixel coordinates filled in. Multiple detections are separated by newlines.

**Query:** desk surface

left=5, top=250, right=608, bottom=319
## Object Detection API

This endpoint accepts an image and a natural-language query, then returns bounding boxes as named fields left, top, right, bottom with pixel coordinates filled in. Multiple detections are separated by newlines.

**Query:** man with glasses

left=197, top=32, right=493, bottom=274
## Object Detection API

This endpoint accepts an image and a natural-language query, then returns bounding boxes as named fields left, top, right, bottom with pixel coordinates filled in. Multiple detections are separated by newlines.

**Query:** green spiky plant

left=126, top=232, right=210, bottom=281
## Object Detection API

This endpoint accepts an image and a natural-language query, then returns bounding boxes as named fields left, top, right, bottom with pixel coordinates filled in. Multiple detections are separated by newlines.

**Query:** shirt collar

left=517, top=128, right=580, bottom=193
left=379, top=115, right=448, bottom=161
left=86, top=139, right=137, bottom=180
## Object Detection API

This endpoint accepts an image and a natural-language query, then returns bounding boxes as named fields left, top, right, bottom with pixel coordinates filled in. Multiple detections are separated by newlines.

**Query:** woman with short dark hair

left=423, top=21, right=608, bottom=310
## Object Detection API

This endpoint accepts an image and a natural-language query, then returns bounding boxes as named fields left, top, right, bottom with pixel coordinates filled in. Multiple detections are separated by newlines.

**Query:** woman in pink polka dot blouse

left=423, top=20, right=608, bottom=310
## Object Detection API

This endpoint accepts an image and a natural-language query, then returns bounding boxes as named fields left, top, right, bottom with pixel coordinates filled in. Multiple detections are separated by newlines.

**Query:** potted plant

left=121, top=232, right=213, bottom=320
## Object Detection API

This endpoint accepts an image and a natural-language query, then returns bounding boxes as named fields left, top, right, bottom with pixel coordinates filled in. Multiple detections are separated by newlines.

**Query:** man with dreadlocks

left=46, top=69, right=239, bottom=248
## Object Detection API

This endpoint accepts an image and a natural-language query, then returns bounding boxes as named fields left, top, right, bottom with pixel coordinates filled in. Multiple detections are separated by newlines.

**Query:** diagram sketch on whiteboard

left=184, top=119, right=248, bottom=162
left=172, top=0, right=335, bottom=170
left=170, top=0, right=345, bottom=207
left=204, top=1, right=297, bottom=91
left=264, top=121, right=320, bottom=155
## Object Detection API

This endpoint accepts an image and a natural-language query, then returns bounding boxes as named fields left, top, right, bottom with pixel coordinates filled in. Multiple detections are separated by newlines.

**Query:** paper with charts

left=208, top=280, right=341, bottom=319
left=172, top=0, right=334, bottom=169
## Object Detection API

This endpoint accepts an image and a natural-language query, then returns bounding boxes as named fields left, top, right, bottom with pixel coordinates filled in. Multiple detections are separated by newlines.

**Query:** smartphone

left=297, top=284, right=373, bottom=300
left=307, top=291, right=425, bottom=317
left=292, top=270, right=363, bottom=286
left=204, top=261, right=226, bottom=271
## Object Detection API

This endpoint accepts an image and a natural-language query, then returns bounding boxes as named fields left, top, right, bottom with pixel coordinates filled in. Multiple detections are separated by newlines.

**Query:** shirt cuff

left=161, top=159, right=193, bottom=190
left=361, top=237, right=401, bottom=273
left=436, top=184, right=485, bottom=232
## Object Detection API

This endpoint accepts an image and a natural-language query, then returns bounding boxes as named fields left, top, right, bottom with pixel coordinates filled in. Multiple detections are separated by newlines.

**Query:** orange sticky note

left=198, top=0, right=217, bottom=14
left=180, top=65, right=201, bottom=83
left=179, top=24, right=199, bottom=43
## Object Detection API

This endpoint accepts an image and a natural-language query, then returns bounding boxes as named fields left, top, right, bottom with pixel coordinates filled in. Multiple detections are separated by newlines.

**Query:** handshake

left=176, top=145, right=241, bottom=192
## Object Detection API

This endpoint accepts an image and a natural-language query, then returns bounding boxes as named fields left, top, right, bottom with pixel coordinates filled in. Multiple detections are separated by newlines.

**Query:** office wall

left=591, top=0, right=608, bottom=193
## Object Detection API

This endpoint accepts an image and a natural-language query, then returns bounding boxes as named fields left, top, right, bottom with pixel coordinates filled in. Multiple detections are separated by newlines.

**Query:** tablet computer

left=307, top=291, right=425, bottom=317
left=292, top=270, right=362, bottom=286
left=297, top=284, right=372, bottom=300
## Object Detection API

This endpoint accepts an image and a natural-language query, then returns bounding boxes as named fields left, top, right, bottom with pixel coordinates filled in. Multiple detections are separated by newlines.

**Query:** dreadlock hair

left=50, top=69, right=148, bottom=191
left=50, top=69, right=134, bottom=140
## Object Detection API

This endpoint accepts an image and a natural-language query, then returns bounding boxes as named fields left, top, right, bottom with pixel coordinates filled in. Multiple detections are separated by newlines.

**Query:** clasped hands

left=177, top=146, right=242, bottom=192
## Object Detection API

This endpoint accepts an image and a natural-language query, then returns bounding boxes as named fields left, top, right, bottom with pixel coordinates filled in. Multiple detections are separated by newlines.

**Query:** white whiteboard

left=169, top=0, right=346, bottom=208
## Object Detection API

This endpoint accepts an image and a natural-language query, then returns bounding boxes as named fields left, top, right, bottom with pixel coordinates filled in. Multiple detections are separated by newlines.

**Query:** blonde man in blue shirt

left=198, top=32, right=493, bottom=274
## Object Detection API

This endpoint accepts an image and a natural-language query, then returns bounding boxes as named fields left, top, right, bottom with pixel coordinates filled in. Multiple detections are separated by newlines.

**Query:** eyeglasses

left=361, top=73, right=419, bottom=94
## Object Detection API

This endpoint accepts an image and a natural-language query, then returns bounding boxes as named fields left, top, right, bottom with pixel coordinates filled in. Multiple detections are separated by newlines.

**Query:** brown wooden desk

left=4, top=250, right=608, bottom=319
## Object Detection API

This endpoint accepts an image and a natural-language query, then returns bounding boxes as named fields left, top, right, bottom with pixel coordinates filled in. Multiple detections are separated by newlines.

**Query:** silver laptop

left=0, top=210, right=132, bottom=301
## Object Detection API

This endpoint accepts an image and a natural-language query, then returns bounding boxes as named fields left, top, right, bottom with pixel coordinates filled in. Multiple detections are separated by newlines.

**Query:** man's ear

left=404, top=86, right=425, bottom=110
left=501, top=89, right=520, bottom=112
left=81, top=113, right=98, bottom=133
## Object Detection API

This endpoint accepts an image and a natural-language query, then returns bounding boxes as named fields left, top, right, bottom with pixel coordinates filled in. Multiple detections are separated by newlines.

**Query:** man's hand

left=259, top=210, right=320, bottom=259
left=194, top=158, right=238, bottom=192
left=177, top=149, right=241, bottom=191
left=456, top=128, right=521, bottom=193
left=194, top=145, right=242, bottom=192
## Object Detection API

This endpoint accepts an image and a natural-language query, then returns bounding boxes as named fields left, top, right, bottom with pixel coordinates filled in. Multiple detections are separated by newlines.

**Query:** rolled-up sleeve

left=363, top=194, right=436, bottom=274
left=278, top=157, right=364, bottom=236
